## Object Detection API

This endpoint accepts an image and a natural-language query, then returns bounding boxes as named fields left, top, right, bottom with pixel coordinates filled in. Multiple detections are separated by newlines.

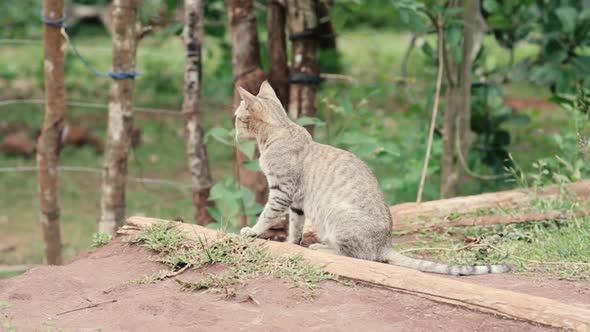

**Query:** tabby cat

left=235, top=81, right=510, bottom=275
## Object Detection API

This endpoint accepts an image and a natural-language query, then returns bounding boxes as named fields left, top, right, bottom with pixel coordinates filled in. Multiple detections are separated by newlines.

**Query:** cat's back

left=302, top=142, right=386, bottom=203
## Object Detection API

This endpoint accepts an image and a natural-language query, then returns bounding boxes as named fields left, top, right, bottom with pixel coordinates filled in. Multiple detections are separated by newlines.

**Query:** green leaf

left=555, top=6, right=577, bottom=34
left=238, top=140, right=257, bottom=160
left=503, top=113, right=530, bottom=126
left=483, top=0, right=499, bottom=13
left=421, top=42, right=434, bottom=59
left=206, top=127, right=234, bottom=146
left=245, top=203, right=263, bottom=216
left=353, top=143, right=380, bottom=157
left=296, top=117, right=326, bottom=127
left=530, top=64, right=563, bottom=86
left=335, top=131, right=377, bottom=146
left=493, top=130, right=511, bottom=146
left=549, top=94, right=576, bottom=110
left=487, top=15, right=511, bottom=28
left=206, top=206, right=223, bottom=223
left=445, top=27, right=462, bottom=48
left=209, top=182, right=240, bottom=201
left=571, top=56, right=590, bottom=77
left=243, top=160, right=261, bottom=172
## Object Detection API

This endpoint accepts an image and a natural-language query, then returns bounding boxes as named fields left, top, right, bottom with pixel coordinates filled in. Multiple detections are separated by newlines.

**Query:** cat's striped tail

left=384, top=249, right=511, bottom=275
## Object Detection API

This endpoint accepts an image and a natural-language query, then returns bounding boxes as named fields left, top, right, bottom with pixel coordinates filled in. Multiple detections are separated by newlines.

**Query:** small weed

left=2, top=321, right=17, bottom=332
left=0, top=301, right=11, bottom=309
left=130, top=221, right=340, bottom=297
left=133, top=269, right=173, bottom=285
left=91, top=232, right=113, bottom=248
left=41, top=320, right=65, bottom=332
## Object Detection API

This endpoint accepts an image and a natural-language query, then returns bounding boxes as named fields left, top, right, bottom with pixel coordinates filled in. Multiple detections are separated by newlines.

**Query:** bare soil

left=1, top=238, right=584, bottom=331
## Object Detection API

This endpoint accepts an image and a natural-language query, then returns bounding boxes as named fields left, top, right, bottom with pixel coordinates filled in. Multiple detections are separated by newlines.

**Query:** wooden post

left=287, top=0, right=320, bottom=135
left=267, top=0, right=289, bottom=108
left=38, top=0, right=66, bottom=265
left=182, top=0, right=214, bottom=226
left=225, top=0, right=268, bottom=225
left=99, top=0, right=139, bottom=235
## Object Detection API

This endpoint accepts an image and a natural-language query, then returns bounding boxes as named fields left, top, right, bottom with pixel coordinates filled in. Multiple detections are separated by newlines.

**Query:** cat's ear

left=237, top=86, right=257, bottom=106
left=257, top=80, right=278, bottom=100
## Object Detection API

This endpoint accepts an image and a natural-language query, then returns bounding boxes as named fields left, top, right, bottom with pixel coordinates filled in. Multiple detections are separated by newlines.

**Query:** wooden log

left=393, top=208, right=590, bottom=232
left=121, top=216, right=590, bottom=331
left=391, top=181, right=590, bottom=229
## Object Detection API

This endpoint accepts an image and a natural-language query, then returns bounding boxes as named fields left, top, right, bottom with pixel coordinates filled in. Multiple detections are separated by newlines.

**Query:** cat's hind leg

left=287, top=206, right=305, bottom=245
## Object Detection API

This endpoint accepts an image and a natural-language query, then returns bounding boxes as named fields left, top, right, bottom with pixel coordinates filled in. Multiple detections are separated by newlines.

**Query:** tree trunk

left=267, top=0, right=289, bottom=108
left=99, top=0, right=139, bottom=235
left=182, top=0, right=214, bottom=226
left=457, top=0, right=486, bottom=185
left=440, top=0, right=486, bottom=199
left=287, top=0, right=320, bottom=135
left=225, top=0, right=268, bottom=227
left=440, top=86, right=460, bottom=198
left=38, top=0, right=66, bottom=265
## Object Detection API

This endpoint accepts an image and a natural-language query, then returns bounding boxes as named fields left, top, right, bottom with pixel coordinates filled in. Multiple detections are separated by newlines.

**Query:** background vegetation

left=0, top=0, right=588, bottom=277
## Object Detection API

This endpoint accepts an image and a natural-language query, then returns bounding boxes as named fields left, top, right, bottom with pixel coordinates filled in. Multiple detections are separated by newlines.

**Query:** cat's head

left=235, top=80, right=287, bottom=139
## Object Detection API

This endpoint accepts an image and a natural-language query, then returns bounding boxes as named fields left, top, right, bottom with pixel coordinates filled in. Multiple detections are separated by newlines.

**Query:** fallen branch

left=121, top=216, right=590, bottom=331
left=392, top=181, right=590, bottom=229
left=393, top=208, right=590, bottom=232
left=56, top=299, right=117, bottom=316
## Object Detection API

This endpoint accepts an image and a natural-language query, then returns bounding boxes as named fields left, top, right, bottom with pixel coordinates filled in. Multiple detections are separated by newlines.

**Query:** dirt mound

left=0, top=239, right=559, bottom=331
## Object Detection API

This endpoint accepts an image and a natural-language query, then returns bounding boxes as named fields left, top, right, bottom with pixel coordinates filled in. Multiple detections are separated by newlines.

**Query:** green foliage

left=206, top=178, right=264, bottom=230
left=470, top=84, right=530, bottom=174
left=204, top=126, right=265, bottom=229
left=91, top=232, right=113, bottom=248
left=0, top=0, right=40, bottom=38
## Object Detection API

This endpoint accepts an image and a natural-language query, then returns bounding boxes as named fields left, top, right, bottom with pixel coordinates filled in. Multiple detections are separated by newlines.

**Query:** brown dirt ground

left=1, top=238, right=584, bottom=332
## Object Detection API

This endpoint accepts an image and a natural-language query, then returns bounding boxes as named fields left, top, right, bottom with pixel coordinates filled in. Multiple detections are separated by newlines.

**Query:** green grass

left=0, top=271, right=23, bottom=280
left=129, top=221, right=340, bottom=298
left=394, top=212, right=590, bottom=281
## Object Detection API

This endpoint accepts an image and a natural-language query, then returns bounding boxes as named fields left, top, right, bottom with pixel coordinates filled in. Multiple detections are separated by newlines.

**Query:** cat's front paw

left=240, top=227, right=258, bottom=238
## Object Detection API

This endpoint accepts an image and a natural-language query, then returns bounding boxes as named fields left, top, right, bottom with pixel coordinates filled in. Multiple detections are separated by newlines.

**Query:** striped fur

left=235, top=81, right=510, bottom=276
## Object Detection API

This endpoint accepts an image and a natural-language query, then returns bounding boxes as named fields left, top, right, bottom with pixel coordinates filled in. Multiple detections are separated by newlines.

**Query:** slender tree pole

left=182, top=0, right=214, bottom=225
left=225, top=0, right=268, bottom=226
left=417, top=13, right=444, bottom=203
left=38, top=0, right=66, bottom=265
left=287, top=0, right=320, bottom=135
left=267, top=0, right=289, bottom=108
left=99, top=0, right=139, bottom=235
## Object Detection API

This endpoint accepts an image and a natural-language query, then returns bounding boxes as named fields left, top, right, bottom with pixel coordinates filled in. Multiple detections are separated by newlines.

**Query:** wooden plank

left=122, top=216, right=590, bottom=331
left=393, top=208, right=590, bottom=232
left=390, top=181, right=590, bottom=227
